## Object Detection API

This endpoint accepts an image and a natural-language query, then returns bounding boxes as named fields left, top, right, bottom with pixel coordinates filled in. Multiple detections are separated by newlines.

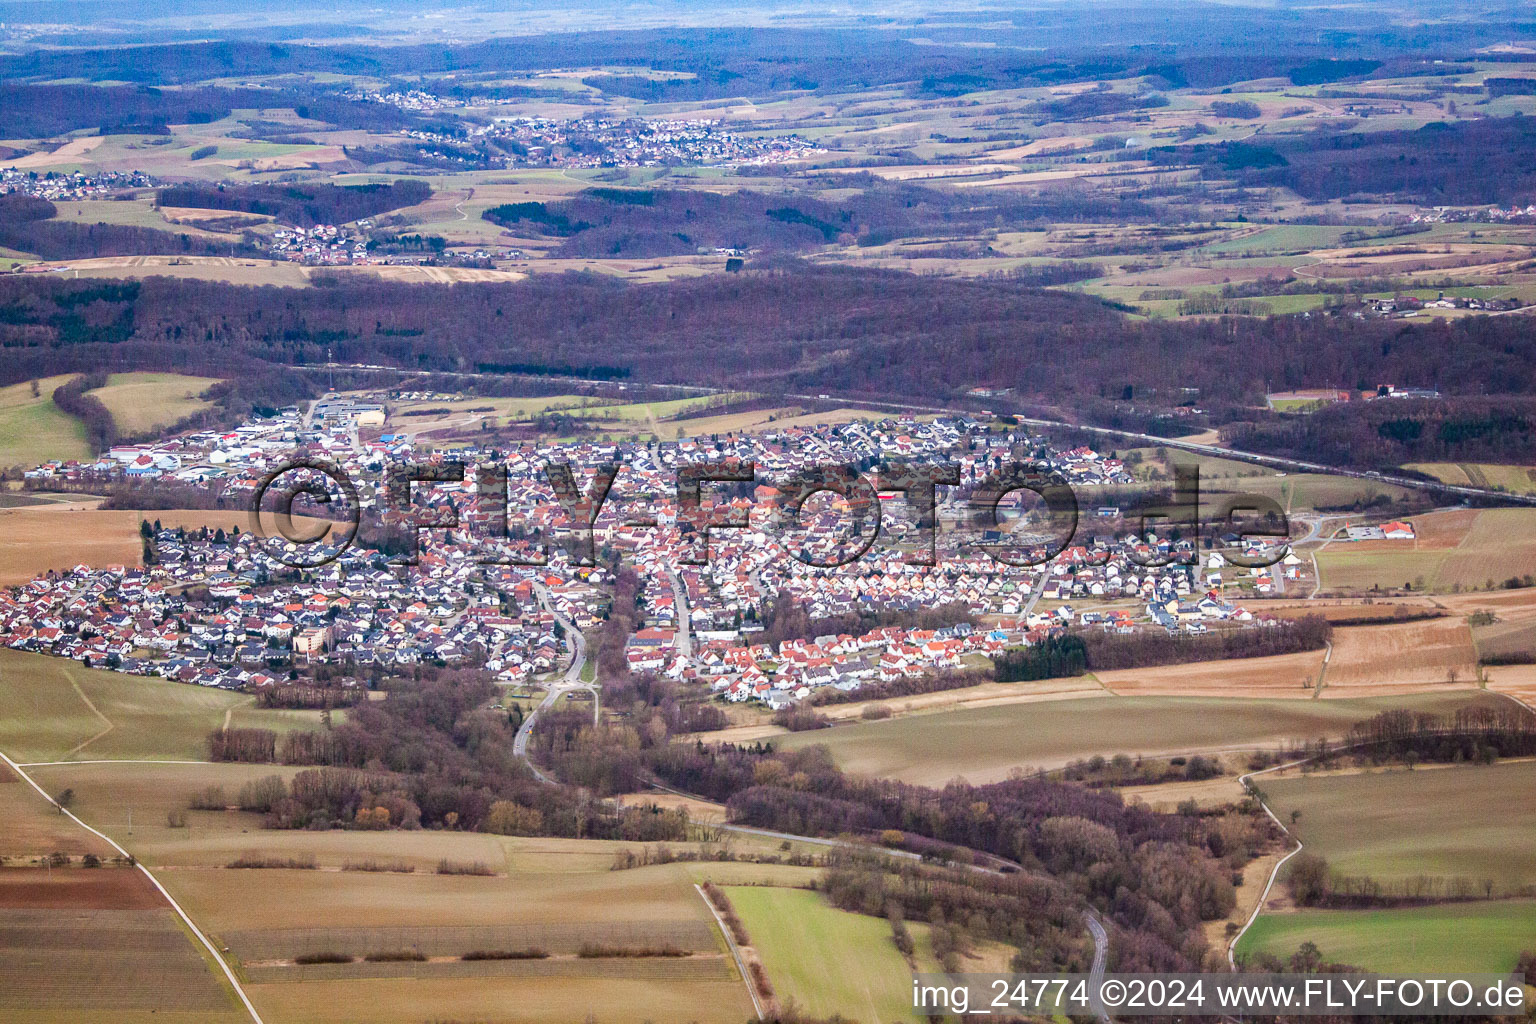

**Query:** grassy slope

left=0, top=647, right=317, bottom=762
left=1260, top=762, right=1536, bottom=889
left=1237, top=901, right=1536, bottom=974
left=777, top=693, right=1484, bottom=785
left=0, top=374, right=92, bottom=467
left=726, top=886, right=931, bottom=1024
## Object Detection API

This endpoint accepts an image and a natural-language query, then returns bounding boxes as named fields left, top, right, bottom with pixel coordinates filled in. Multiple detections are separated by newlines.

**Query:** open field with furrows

left=135, top=835, right=760, bottom=1024
left=1482, top=667, right=1536, bottom=714
left=1322, top=616, right=1480, bottom=690
left=154, top=853, right=745, bottom=932
left=388, top=393, right=593, bottom=434
left=0, top=375, right=92, bottom=468
left=1096, top=649, right=1328, bottom=697
left=1237, top=900, right=1536, bottom=975
left=1115, top=773, right=1250, bottom=812
left=0, top=504, right=327, bottom=584
left=0, top=869, right=250, bottom=1023
left=244, top=975, right=752, bottom=1024
left=776, top=693, right=1487, bottom=786
left=0, top=648, right=319, bottom=763
left=1435, top=590, right=1536, bottom=703
left=815, top=676, right=1109, bottom=722
left=1433, top=509, right=1536, bottom=589
left=725, top=886, right=939, bottom=1024
left=1317, top=508, right=1536, bottom=593
left=24, top=254, right=317, bottom=286
left=1250, top=599, right=1442, bottom=623
left=24, top=761, right=308, bottom=862
left=15, top=751, right=788, bottom=1024
left=84, top=372, right=221, bottom=436
left=1259, top=760, right=1536, bottom=890
left=22, top=254, right=525, bottom=288
left=1437, top=587, right=1536, bottom=664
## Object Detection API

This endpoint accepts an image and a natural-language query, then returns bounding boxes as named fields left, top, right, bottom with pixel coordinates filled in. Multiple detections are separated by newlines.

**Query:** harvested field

left=0, top=504, right=325, bottom=585
left=227, top=918, right=719, bottom=963
left=1441, top=588, right=1536, bottom=667
left=0, top=867, right=159, bottom=909
left=1116, top=774, right=1249, bottom=811
left=26, top=254, right=316, bottom=287
left=1316, top=508, right=1536, bottom=592
left=245, top=976, right=754, bottom=1024
left=0, top=860, right=246, bottom=1020
left=1250, top=600, right=1441, bottom=623
left=1095, top=649, right=1328, bottom=697
left=244, top=955, right=735, bottom=984
left=815, top=676, right=1107, bottom=721
left=23, top=761, right=307, bottom=862
left=1439, top=588, right=1536, bottom=619
left=0, top=136, right=104, bottom=169
left=1323, top=617, right=1478, bottom=688
left=156, top=859, right=728, bottom=933
left=133, top=836, right=763, bottom=1024
left=1470, top=616, right=1536, bottom=661
left=85, top=372, right=219, bottom=436
left=0, top=760, right=114, bottom=862
left=1435, top=508, right=1536, bottom=589
left=1486, top=671, right=1536, bottom=712
left=1459, top=464, right=1536, bottom=494
left=615, top=791, right=728, bottom=823
left=0, top=905, right=248, bottom=1020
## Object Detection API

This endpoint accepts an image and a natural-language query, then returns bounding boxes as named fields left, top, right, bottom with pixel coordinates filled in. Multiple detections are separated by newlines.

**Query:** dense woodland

left=156, top=180, right=431, bottom=229
left=6, top=271, right=1536, bottom=451
left=1157, top=117, right=1536, bottom=205
left=991, top=618, right=1330, bottom=681
left=206, top=670, right=691, bottom=841
left=0, top=83, right=420, bottom=138
left=652, top=741, right=1267, bottom=972
left=2, top=15, right=1527, bottom=104
left=485, top=184, right=1152, bottom=257
left=1225, top=399, right=1536, bottom=471
left=1340, top=702, right=1536, bottom=766
left=0, top=194, right=262, bottom=260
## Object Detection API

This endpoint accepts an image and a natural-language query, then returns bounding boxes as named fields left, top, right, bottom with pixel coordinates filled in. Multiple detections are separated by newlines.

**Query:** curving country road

left=1086, top=910, right=1114, bottom=1024
left=512, top=583, right=595, bottom=783
left=0, top=746, right=267, bottom=1024
left=1226, top=757, right=1312, bottom=968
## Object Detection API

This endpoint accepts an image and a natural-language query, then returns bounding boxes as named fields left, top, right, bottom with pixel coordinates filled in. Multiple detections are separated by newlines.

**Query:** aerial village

left=6, top=392, right=1324, bottom=708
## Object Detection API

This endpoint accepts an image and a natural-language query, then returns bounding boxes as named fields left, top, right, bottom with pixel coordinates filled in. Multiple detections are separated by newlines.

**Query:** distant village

left=8, top=394, right=1314, bottom=708
left=347, top=99, right=823, bottom=168
left=0, top=167, right=155, bottom=200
